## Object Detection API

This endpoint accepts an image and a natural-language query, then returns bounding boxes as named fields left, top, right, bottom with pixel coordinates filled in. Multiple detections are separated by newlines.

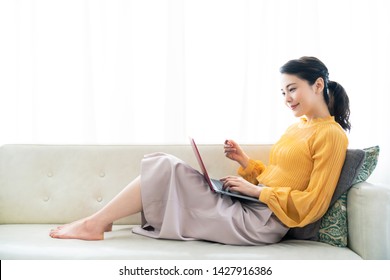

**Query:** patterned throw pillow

left=318, top=146, right=380, bottom=247
left=318, top=193, right=348, bottom=246
left=352, top=146, right=380, bottom=184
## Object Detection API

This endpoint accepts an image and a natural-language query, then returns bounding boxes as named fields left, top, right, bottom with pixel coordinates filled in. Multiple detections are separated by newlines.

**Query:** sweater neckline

left=299, top=116, right=335, bottom=127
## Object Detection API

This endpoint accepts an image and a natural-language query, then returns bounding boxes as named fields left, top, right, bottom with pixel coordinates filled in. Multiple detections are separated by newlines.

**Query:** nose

left=284, top=92, right=293, bottom=104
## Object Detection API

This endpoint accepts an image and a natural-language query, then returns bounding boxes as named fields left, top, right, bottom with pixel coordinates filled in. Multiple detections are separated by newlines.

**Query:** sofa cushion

left=327, top=149, right=366, bottom=205
left=286, top=148, right=366, bottom=241
left=0, top=224, right=362, bottom=260
left=317, top=146, right=380, bottom=246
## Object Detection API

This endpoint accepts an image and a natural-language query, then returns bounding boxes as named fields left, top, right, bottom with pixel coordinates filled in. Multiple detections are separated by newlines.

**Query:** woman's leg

left=49, top=176, right=142, bottom=240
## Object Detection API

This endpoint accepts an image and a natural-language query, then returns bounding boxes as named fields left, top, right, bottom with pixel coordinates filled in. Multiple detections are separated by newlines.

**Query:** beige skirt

left=132, top=153, right=288, bottom=245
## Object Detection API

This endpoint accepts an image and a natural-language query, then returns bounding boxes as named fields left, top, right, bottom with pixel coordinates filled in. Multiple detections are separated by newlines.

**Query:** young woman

left=50, top=56, right=350, bottom=245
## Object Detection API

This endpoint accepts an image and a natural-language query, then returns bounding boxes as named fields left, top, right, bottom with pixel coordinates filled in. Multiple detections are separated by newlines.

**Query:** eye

left=288, top=87, right=296, bottom=93
left=281, top=91, right=286, bottom=96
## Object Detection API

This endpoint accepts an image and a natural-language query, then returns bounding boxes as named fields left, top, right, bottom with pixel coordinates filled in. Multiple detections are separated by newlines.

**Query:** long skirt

left=131, top=153, right=289, bottom=245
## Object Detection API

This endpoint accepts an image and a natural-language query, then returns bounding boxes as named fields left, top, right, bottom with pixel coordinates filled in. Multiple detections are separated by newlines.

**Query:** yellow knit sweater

left=238, top=116, right=348, bottom=228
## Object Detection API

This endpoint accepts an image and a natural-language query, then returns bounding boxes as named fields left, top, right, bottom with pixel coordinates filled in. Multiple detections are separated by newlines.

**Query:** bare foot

left=104, top=223, right=113, bottom=232
left=49, top=218, right=107, bottom=240
left=54, top=221, right=112, bottom=232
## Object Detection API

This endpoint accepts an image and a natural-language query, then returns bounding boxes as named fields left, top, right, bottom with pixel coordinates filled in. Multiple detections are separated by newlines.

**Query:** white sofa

left=0, top=144, right=389, bottom=260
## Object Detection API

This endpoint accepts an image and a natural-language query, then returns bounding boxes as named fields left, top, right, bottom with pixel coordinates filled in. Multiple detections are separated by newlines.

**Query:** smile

left=290, top=104, right=299, bottom=110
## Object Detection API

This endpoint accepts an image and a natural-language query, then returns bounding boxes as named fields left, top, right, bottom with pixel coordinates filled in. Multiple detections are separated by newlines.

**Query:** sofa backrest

left=0, top=144, right=271, bottom=225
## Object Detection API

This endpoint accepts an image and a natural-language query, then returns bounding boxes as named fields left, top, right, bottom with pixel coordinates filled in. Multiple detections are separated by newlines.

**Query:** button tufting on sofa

left=0, top=144, right=388, bottom=260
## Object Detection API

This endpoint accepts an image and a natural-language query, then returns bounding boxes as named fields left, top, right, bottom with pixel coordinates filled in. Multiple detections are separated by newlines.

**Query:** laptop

left=189, top=137, right=263, bottom=203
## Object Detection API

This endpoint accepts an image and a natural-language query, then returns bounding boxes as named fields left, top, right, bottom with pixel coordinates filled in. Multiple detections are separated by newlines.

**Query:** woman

left=50, top=56, right=350, bottom=245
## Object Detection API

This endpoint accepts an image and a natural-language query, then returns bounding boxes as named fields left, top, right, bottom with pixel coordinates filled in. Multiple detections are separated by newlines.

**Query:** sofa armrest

left=347, top=181, right=390, bottom=259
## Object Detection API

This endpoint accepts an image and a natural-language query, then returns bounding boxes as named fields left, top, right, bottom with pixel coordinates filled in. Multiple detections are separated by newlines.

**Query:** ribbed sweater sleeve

left=238, top=159, right=266, bottom=185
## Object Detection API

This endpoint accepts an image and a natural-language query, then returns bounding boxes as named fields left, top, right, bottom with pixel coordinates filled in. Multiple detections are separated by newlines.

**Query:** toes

left=49, top=228, right=62, bottom=238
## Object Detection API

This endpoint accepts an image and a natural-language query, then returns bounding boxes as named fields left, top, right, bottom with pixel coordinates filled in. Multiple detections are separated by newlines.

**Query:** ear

left=314, top=77, right=325, bottom=94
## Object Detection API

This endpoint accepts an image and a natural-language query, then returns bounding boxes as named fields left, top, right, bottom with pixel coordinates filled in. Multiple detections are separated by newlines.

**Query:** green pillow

left=318, top=145, right=380, bottom=247
left=318, top=193, right=348, bottom=246
left=352, top=146, right=380, bottom=184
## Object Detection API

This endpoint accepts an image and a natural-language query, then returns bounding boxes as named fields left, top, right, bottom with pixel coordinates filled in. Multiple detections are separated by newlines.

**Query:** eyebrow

left=281, top=83, right=297, bottom=91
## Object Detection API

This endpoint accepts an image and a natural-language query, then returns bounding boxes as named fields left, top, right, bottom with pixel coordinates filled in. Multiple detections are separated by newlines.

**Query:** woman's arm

left=220, top=176, right=265, bottom=198
left=224, top=139, right=267, bottom=185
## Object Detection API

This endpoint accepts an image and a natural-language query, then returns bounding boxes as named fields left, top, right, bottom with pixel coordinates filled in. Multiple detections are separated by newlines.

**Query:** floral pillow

left=318, top=193, right=348, bottom=246
left=318, top=146, right=380, bottom=247
left=352, top=146, right=380, bottom=185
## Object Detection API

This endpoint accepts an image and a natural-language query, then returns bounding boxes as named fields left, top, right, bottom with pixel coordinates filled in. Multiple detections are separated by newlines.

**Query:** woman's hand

left=220, top=176, right=263, bottom=198
left=224, top=139, right=250, bottom=169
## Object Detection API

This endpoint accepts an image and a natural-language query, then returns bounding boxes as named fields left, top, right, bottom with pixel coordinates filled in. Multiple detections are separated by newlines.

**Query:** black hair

left=280, top=56, right=351, bottom=131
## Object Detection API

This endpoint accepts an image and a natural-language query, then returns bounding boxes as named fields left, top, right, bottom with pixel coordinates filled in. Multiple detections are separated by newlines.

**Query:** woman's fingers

left=224, top=140, right=236, bottom=154
left=224, top=140, right=239, bottom=160
left=220, top=176, right=241, bottom=189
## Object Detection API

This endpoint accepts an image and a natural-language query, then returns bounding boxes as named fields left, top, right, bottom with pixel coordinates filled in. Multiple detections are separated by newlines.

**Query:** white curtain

left=1, top=0, right=389, bottom=184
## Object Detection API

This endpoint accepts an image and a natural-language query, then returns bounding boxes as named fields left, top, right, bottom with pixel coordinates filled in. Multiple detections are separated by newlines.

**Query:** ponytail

left=280, top=56, right=351, bottom=132
left=327, top=81, right=351, bottom=131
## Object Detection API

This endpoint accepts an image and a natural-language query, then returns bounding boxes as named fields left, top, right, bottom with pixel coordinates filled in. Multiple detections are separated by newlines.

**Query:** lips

left=290, top=103, right=299, bottom=110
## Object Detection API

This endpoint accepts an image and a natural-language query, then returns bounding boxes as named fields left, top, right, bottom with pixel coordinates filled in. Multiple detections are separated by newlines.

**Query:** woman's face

left=280, top=74, right=324, bottom=120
